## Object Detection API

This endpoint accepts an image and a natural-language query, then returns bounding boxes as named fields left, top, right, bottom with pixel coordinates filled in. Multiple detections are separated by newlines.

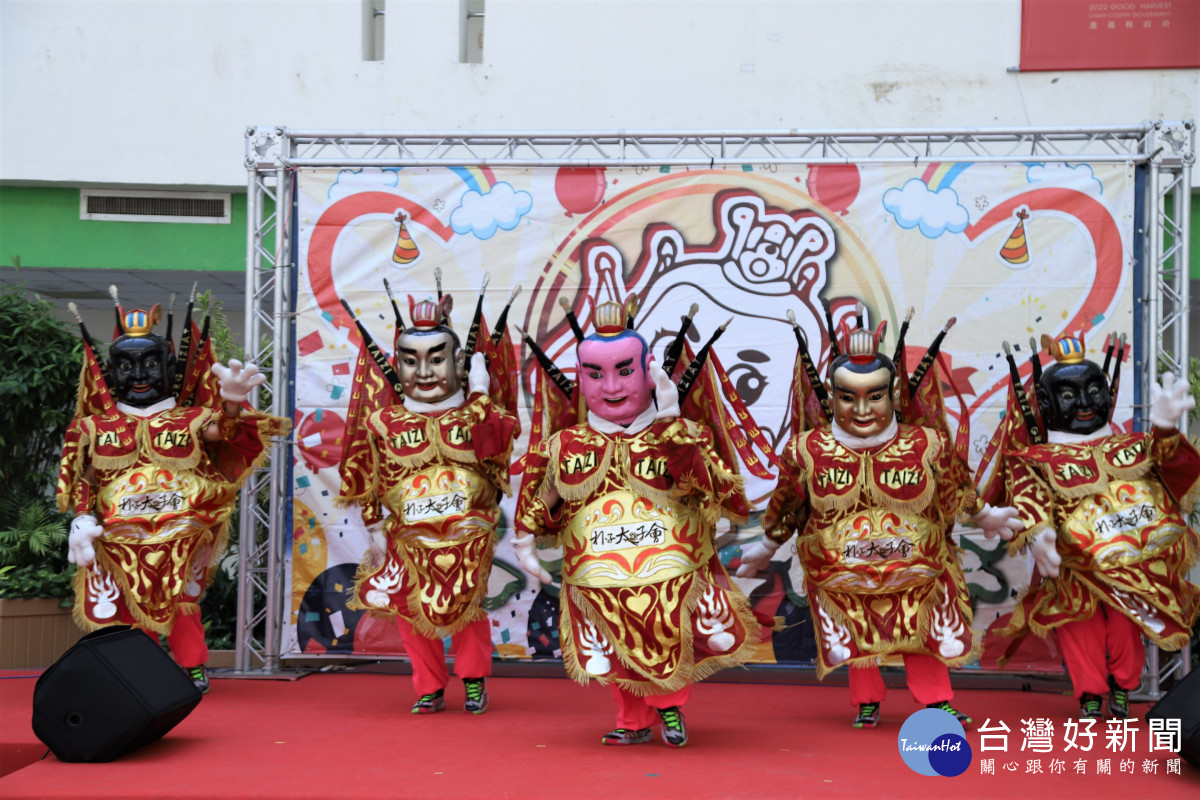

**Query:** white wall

left=2, top=0, right=1197, bottom=189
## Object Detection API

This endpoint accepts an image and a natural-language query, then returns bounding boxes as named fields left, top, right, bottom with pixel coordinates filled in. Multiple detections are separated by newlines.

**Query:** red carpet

left=2, top=670, right=1196, bottom=799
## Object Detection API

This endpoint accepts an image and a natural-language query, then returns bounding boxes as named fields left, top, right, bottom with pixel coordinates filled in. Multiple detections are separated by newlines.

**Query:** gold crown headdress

left=1041, top=332, right=1086, bottom=364
left=590, top=296, right=640, bottom=337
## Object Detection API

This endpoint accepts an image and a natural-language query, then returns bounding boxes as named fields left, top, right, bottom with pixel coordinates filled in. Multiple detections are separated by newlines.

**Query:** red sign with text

left=1021, top=0, right=1200, bottom=70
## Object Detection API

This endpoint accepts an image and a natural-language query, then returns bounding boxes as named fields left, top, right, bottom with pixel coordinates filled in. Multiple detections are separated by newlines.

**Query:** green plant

left=0, top=283, right=82, bottom=506
left=0, top=498, right=73, bottom=600
left=0, top=282, right=81, bottom=600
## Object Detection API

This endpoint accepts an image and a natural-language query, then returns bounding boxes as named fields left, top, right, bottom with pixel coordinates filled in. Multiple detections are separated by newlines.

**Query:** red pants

left=121, top=608, right=209, bottom=669
left=608, top=684, right=692, bottom=730
left=1054, top=606, right=1144, bottom=699
left=848, top=654, right=952, bottom=706
left=397, top=617, right=493, bottom=695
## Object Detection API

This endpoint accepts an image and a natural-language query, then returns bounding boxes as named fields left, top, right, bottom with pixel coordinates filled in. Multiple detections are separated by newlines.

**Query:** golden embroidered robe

left=343, top=392, right=515, bottom=639
left=999, top=430, right=1200, bottom=648
left=764, top=424, right=977, bottom=678
left=56, top=405, right=286, bottom=634
left=515, top=417, right=762, bottom=696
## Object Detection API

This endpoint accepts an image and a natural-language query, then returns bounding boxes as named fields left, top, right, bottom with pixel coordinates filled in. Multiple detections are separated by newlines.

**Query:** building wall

left=2, top=0, right=1197, bottom=190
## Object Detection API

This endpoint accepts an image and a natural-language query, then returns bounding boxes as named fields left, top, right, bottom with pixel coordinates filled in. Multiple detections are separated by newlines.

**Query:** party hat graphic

left=1000, top=209, right=1031, bottom=265
left=392, top=212, right=420, bottom=264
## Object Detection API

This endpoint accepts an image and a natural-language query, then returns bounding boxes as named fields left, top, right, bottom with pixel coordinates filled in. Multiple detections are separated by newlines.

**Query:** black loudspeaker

left=1146, top=665, right=1200, bottom=769
left=32, top=625, right=203, bottom=762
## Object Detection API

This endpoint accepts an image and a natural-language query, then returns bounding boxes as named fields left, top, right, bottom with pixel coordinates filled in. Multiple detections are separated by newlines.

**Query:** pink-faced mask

left=577, top=332, right=654, bottom=426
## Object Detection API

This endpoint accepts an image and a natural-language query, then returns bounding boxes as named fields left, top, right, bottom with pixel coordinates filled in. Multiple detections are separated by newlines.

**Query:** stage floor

left=2, top=669, right=1196, bottom=799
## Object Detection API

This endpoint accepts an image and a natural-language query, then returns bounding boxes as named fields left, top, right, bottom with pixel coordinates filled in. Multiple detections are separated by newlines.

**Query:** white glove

left=68, top=514, right=104, bottom=567
left=513, top=534, right=552, bottom=585
left=1149, top=371, right=1195, bottom=431
left=212, top=359, right=267, bottom=403
left=468, top=352, right=490, bottom=396
left=973, top=503, right=1024, bottom=541
left=366, top=529, right=387, bottom=566
left=1031, top=529, right=1061, bottom=579
left=735, top=538, right=782, bottom=578
left=651, top=361, right=680, bottom=420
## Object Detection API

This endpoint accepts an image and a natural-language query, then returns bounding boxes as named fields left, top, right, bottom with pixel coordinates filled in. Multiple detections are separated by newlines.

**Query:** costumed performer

left=740, top=310, right=1021, bottom=729
left=990, top=332, right=1198, bottom=719
left=338, top=287, right=518, bottom=715
left=512, top=297, right=764, bottom=748
left=58, top=288, right=289, bottom=693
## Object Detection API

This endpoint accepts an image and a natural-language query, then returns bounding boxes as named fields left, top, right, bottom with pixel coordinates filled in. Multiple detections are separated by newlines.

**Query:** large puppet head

left=396, top=295, right=464, bottom=404
left=1037, top=333, right=1111, bottom=435
left=108, top=305, right=176, bottom=408
left=577, top=299, right=653, bottom=426
left=827, top=319, right=897, bottom=439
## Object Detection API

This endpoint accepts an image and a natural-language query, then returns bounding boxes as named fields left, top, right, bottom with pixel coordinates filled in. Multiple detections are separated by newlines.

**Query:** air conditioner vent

left=80, top=190, right=230, bottom=224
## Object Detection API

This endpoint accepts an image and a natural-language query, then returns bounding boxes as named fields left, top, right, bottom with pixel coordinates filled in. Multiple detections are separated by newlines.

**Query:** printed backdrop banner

left=287, top=162, right=1137, bottom=674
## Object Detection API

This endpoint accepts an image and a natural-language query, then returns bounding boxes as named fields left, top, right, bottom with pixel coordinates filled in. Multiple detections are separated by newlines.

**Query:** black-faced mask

left=108, top=335, right=175, bottom=408
left=1038, top=361, right=1112, bottom=435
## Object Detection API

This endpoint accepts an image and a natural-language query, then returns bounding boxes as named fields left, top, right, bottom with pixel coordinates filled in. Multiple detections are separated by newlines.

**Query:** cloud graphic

left=450, top=182, right=533, bottom=240
left=1026, top=163, right=1103, bottom=196
left=883, top=179, right=969, bottom=239
left=328, top=168, right=401, bottom=201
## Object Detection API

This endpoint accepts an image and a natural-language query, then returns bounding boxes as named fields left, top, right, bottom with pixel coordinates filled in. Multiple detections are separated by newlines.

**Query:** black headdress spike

left=676, top=317, right=732, bottom=401
left=172, top=282, right=198, bottom=395
left=909, top=317, right=956, bottom=397
left=661, top=303, right=699, bottom=378
left=108, top=284, right=123, bottom=338
left=464, top=273, right=491, bottom=359
left=67, top=302, right=103, bottom=357
left=1109, top=333, right=1126, bottom=398
left=382, top=278, right=405, bottom=330
left=787, top=309, right=831, bottom=420
left=625, top=295, right=640, bottom=330
left=559, top=297, right=586, bottom=342
left=165, top=293, right=177, bottom=352
left=1028, top=336, right=1043, bottom=387
left=433, top=267, right=448, bottom=324
left=823, top=299, right=838, bottom=358
left=340, top=298, right=404, bottom=400
left=520, top=328, right=574, bottom=399
left=854, top=301, right=865, bottom=329
left=892, top=306, right=915, bottom=366
left=489, top=285, right=522, bottom=346
left=1003, top=341, right=1044, bottom=445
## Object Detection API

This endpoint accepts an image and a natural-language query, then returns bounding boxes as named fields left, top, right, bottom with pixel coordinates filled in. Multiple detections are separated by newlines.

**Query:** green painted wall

left=0, top=186, right=250, bottom=272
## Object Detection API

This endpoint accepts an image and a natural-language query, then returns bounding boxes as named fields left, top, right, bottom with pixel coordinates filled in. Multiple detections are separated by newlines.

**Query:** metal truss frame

left=241, top=122, right=1196, bottom=687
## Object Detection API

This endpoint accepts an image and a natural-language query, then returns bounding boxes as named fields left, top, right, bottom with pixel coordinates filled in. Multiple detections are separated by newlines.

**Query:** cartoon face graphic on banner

left=286, top=161, right=1136, bottom=674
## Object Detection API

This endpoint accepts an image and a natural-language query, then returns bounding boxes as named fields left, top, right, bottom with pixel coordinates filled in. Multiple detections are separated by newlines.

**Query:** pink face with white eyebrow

left=577, top=334, right=654, bottom=426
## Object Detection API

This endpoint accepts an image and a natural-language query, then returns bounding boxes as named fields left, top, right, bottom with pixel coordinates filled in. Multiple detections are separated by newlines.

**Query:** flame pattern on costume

left=517, top=417, right=763, bottom=696
left=998, top=430, right=1200, bottom=648
left=764, top=424, right=977, bottom=678
left=342, top=396, right=515, bottom=639
left=58, top=405, right=286, bottom=634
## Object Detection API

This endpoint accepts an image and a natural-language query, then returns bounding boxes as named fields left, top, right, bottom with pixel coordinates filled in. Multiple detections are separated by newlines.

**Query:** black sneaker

left=853, top=703, right=880, bottom=728
left=1079, top=693, right=1104, bottom=719
left=412, top=689, right=445, bottom=714
left=186, top=665, right=209, bottom=695
left=602, top=727, right=652, bottom=746
left=657, top=706, right=688, bottom=747
left=927, top=701, right=972, bottom=726
left=463, top=678, right=488, bottom=714
left=1107, top=677, right=1130, bottom=719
